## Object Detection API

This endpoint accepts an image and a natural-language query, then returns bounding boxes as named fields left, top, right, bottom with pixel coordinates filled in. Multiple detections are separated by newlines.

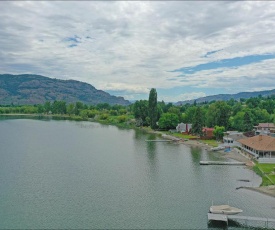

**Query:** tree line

left=1, top=90, right=275, bottom=136
left=132, top=90, right=275, bottom=136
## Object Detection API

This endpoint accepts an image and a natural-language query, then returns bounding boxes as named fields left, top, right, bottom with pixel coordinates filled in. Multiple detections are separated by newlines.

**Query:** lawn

left=200, top=139, right=220, bottom=147
left=254, top=163, right=275, bottom=186
left=165, top=132, right=196, bottom=139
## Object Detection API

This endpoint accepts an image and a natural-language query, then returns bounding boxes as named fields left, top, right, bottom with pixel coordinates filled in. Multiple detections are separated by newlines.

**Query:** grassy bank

left=253, top=163, right=275, bottom=186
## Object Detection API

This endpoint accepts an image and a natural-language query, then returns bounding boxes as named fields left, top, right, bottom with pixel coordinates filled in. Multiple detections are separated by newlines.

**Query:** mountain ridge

left=176, top=89, right=275, bottom=105
left=0, top=74, right=130, bottom=106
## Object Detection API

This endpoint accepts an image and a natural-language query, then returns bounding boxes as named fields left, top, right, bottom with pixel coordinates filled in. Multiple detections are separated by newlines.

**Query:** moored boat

left=209, top=205, right=243, bottom=215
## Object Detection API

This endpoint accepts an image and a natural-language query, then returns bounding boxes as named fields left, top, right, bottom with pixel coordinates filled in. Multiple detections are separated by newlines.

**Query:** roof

left=256, top=123, right=275, bottom=128
left=238, top=135, right=275, bottom=151
left=203, top=127, right=214, bottom=131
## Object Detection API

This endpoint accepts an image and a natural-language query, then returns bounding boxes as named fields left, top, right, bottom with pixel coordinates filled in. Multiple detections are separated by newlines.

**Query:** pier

left=200, top=161, right=246, bottom=165
left=145, top=140, right=173, bottom=142
left=208, top=213, right=275, bottom=228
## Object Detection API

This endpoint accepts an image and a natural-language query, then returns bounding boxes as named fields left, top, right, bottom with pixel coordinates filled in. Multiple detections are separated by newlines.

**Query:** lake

left=0, top=118, right=274, bottom=229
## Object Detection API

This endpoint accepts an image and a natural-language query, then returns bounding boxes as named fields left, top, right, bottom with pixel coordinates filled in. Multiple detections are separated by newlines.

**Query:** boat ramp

left=200, top=161, right=246, bottom=165
left=145, top=139, right=173, bottom=142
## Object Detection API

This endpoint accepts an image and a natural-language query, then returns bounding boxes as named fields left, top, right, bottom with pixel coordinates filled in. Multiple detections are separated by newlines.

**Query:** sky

left=1, top=1, right=275, bottom=102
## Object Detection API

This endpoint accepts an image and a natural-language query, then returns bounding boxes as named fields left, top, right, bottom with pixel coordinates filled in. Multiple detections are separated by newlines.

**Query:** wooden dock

left=145, top=140, right=173, bottom=142
left=208, top=213, right=275, bottom=228
left=200, top=161, right=246, bottom=165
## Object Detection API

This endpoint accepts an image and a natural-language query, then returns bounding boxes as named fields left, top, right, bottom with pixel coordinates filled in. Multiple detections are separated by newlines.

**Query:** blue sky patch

left=203, top=49, right=223, bottom=57
left=68, top=44, right=77, bottom=48
left=173, top=54, right=275, bottom=75
left=64, top=35, right=81, bottom=43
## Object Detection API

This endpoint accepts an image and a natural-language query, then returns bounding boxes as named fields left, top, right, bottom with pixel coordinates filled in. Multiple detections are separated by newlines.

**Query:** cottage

left=176, top=123, right=192, bottom=134
left=223, top=131, right=246, bottom=147
left=202, top=127, right=214, bottom=139
left=254, top=123, right=275, bottom=136
left=238, top=135, right=275, bottom=163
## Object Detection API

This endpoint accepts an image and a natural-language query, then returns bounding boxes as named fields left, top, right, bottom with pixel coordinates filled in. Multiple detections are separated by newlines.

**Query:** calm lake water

left=0, top=118, right=274, bottom=229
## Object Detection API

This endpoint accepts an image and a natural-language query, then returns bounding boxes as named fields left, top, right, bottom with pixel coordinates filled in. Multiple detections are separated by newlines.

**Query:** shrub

left=99, top=113, right=109, bottom=120
left=118, top=115, right=127, bottom=123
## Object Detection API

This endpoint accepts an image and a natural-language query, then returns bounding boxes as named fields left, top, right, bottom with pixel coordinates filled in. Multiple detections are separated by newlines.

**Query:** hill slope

left=176, top=89, right=275, bottom=105
left=0, top=74, right=130, bottom=106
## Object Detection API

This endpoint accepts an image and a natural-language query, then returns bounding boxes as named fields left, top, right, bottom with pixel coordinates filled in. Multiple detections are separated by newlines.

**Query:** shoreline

left=157, top=131, right=275, bottom=199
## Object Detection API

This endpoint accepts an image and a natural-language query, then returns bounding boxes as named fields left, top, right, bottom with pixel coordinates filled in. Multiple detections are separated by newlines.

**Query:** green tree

left=96, top=103, right=111, bottom=110
left=158, top=113, right=179, bottom=130
left=37, top=104, right=45, bottom=114
left=67, top=103, right=75, bottom=116
left=191, top=107, right=203, bottom=136
left=251, top=108, right=270, bottom=124
left=133, top=100, right=149, bottom=126
left=75, top=102, right=84, bottom=115
left=168, top=106, right=181, bottom=122
left=44, top=101, right=51, bottom=113
left=243, top=111, right=253, bottom=131
left=148, top=88, right=158, bottom=129
left=51, top=101, right=66, bottom=114
left=213, top=126, right=225, bottom=140
left=230, top=111, right=245, bottom=131
left=182, top=106, right=197, bottom=123
left=206, top=101, right=231, bottom=129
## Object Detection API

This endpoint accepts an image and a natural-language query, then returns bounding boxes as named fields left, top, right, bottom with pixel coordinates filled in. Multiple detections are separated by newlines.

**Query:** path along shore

left=159, top=133, right=275, bottom=199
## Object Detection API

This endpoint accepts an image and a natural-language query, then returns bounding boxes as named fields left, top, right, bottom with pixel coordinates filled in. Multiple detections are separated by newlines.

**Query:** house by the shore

left=176, top=123, right=192, bottom=134
left=223, top=131, right=246, bottom=147
left=254, top=123, right=275, bottom=137
left=238, top=135, right=275, bottom=163
left=202, top=127, right=214, bottom=139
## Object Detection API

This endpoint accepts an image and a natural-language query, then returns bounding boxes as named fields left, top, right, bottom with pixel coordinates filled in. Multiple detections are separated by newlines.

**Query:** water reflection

left=133, top=129, right=144, bottom=140
left=190, top=146, right=202, bottom=162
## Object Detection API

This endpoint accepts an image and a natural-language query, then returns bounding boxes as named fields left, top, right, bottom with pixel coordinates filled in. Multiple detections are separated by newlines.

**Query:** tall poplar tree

left=148, top=88, right=158, bottom=129
left=192, top=106, right=203, bottom=136
left=243, top=111, right=253, bottom=131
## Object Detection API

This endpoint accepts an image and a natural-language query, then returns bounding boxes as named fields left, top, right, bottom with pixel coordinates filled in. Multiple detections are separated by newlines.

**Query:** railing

left=240, top=146, right=257, bottom=157
left=258, top=158, right=275, bottom=163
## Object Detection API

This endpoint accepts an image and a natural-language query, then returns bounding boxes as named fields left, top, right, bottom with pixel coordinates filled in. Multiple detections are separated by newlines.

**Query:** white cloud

left=101, top=82, right=149, bottom=94
left=161, top=92, right=207, bottom=103
left=1, top=1, right=275, bottom=100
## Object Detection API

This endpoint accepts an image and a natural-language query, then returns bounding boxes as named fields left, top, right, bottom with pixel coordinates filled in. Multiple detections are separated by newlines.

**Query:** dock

left=200, top=161, right=246, bottom=165
left=208, top=213, right=275, bottom=228
left=145, top=140, right=173, bottom=142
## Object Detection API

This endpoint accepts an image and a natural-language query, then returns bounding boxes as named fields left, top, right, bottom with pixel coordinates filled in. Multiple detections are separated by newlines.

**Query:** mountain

left=0, top=74, right=130, bottom=106
left=176, top=89, right=275, bottom=105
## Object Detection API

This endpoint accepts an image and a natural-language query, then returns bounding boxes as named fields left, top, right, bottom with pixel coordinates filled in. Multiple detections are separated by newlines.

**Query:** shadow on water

left=208, top=219, right=244, bottom=229
left=208, top=219, right=273, bottom=230
left=134, top=129, right=146, bottom=140
left=146, top=140, right=156, bottom=162
left=0, top=115, right=75, bottom=122
left=190, top=146, right=202, bottom=163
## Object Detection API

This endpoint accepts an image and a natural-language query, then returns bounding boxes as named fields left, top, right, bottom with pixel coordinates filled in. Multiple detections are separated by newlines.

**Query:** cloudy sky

left=1, top=1, right=275, bottom=102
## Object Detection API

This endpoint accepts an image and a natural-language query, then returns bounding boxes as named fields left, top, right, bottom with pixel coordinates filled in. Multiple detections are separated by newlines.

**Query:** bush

left=99, top=113, right=109, bottom=120
left=87, top=110, right=98, bottom=118
left=117, top=115, right=127, bottom=123
left=110, top=110, right=118, bottom=116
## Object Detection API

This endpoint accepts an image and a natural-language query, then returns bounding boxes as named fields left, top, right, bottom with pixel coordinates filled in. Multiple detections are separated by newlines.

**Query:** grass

left=164, top=132, right=194, bottom=139
left=253, top=163, right=275, bottom=186
left=200, top=139, right=219, bottom=147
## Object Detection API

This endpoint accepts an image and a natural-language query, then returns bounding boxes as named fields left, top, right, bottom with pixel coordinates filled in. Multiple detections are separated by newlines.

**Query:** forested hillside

left=0, top=74, right=130, bottom=106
